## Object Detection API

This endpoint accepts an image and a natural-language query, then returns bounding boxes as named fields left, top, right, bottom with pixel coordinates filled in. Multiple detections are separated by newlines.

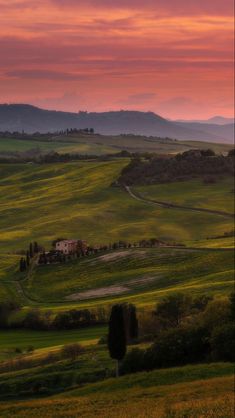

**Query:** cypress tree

left=19, top=258, right=24, bottom=272
left=33, top=242, right=39, bottom=253
left=26, top=251, right=30, bottom=267
left=29, top=242, right=34, bottom=258
left=108, top=304, right=126, bottom=377
left=22, top=258, right=27, bottom=271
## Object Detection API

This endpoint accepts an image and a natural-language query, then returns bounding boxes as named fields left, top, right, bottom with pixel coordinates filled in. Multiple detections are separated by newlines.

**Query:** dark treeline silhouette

left=119, top=293, right=235, bottom=375
left=0, top=128, right=95, bottom=139
left=0, top=149, right=134, bottom=163
left=0, top=304, right=108, bottom=330
left=118, top=149, right=235, bottom=185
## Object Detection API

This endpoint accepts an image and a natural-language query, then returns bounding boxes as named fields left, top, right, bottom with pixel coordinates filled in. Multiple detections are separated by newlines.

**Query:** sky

left=0, top=0, right=234, bottom=119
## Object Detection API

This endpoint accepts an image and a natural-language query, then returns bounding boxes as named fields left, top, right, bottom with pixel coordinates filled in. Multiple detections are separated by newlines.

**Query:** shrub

left=210, top=323, right=235, bottom=362
left=120, top=348, right=145, bottom=374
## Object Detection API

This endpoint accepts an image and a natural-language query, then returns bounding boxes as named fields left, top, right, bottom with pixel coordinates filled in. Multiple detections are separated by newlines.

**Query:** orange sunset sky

left=0, top=0, right=234, bottom=118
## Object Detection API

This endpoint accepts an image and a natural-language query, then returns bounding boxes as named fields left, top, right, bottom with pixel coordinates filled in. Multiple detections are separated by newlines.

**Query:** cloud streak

left=0, top=0, right=233, bottom=118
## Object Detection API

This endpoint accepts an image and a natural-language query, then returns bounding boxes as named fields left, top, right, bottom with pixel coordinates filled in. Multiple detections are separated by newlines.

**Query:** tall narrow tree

left=33, top=242, right=39, bottom=253
left=29, top=242, right=34, bottom=258
left=108, top=304, right=126, bottom=377
left=26, top=251, right=30, bottom=267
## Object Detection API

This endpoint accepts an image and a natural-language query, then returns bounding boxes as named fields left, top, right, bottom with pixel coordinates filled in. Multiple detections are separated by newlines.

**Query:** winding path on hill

left=124, top=185, right=234, bottom=219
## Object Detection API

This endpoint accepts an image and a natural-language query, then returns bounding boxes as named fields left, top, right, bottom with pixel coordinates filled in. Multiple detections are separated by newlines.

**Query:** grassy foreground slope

left=23, top=248, right=234, bottom=307
left=0, top=363, right=233, bottom=417
left=0, top=161, right=234, bottom=253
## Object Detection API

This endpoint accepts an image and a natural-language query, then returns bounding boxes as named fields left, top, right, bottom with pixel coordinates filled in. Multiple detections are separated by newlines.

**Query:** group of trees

left=118, top=149, right=235, bottom=185
left=118, top=293, right=235, bottom=375
left=0, top=306, right=109, bottom=330
left=0, top=301, right=20, bottom=328
left=19, top=242, right=40, bottom=272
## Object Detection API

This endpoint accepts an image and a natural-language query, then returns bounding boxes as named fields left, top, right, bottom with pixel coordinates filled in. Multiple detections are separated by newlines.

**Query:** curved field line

left=124, top=185, right=234, bottom=219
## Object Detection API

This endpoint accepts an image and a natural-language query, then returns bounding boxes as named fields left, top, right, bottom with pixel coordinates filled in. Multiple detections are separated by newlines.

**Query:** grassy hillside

left=135, top=178, right=234, bottom=213
left=0, top=326, right=106, bottom=361
left=0, top=161, right=234, bottom=254
left=21, top=248, right=234, bottom=308
left=0, top=134, right=233, bottom=156
left=0, top=363, right=233, bottom=417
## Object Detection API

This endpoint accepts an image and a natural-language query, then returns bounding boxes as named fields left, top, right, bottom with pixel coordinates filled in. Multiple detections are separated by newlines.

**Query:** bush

left=121, top=325, right=210, bottom=375
left=61, top=343, right=84, bottom=361
left=210, top=323, right=235, bottom=362
left=120, top=348, right=145, bottom=374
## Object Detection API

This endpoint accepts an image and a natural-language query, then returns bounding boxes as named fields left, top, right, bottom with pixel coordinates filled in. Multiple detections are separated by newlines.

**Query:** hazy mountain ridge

left=0, top=104, right=234, bottom=143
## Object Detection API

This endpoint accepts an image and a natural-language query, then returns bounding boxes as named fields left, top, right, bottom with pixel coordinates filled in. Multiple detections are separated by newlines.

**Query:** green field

left=0, top=326, right=106, bottom=359
left=0, top=134, right=233, bottom=156
left=0, top=157, right=234, bottom=417
left=0, top=136, right=116, bottom=155
left=20, top=248, right=233, bottom=308
left=0, top=160, right=234, bottom=307
left=135, top=178, right=234, bottom=213
left=0, top=161, right=234, bottom=254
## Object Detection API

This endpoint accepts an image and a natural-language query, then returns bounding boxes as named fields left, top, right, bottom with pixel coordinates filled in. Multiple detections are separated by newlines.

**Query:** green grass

left=135, top=178, right=234, bottom=213
left=0, top=326, right=106, bottom=356
left=0, top=136, right=116, bottom=155
left=1, top=134, right=233, bottom=156
left=20, top=248, right=234, bottom=308
left=66, top=362, right=234, bottom=397
left=0, top=160, right=234, bottom=307
left=0, top=161, right=234, bottom=255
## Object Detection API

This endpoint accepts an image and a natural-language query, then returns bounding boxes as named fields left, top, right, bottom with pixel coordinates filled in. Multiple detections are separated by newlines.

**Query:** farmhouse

left=56, top=239, right=87, bottom=255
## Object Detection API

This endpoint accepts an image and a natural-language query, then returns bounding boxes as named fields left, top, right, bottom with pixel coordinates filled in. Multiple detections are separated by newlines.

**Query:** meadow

left=0, top=160, right=234, bottom=255
left=0, top=326, right=106, bottom=361
left=22, top=248, right=234, bottom=308
left=0, top=134, right=233, bottom=156
left=0, top=362, right=233, bottom=417
left=135, top=177, right=234, bottom=213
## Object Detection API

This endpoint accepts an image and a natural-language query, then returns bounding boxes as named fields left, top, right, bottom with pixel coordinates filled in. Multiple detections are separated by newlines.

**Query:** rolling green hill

left=0, top=161, right=234, bottom=254
left=0, top=158, right=234, bottom=417
left=22, top=248, right=234, bottom=308
left=0, top=133, right=233, bottom=156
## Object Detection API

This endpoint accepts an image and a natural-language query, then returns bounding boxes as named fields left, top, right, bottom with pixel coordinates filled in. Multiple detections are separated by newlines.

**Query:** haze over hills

left=0, top=104, right=234, bottom=143
left=177, top=116, right=234, bottom=125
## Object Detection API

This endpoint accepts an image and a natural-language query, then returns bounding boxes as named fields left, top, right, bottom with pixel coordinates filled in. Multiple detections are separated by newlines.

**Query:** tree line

left=109, top=293, right=235, bottom=376
left=19, top=241, right=41, bottom=272
left=118, top=149, right=235, bottom=185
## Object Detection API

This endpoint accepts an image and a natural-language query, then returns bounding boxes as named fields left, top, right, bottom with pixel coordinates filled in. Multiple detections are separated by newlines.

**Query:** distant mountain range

left=0, top=104, right=234, bottom=143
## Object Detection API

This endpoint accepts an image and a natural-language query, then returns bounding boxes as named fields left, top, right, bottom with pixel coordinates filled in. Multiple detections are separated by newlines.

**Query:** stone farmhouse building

left=56, top=239, right=87, bottom=255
